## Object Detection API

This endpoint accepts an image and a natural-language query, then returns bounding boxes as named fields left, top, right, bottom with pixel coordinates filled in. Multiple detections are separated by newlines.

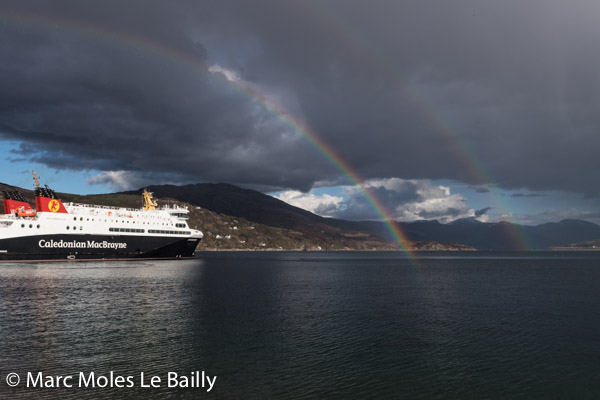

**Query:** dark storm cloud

left=333, top=182, right=422, bottom=221
left=475, top=207, right=492, bottom=217
left=417, top=208, right=462, bottom=220
left=326, top=179, right=474, bottom=222
left=469, top=186, right=490, bottom=194
left=0, top=0, right=330, bottom=191
left=1, top=0, right=600, bottom=194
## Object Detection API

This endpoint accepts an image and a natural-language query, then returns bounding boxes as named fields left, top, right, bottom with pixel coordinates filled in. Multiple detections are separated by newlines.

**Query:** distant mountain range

left=338, top=217, right=600, bottom=250
left=3, top=181, right=600, bottom=250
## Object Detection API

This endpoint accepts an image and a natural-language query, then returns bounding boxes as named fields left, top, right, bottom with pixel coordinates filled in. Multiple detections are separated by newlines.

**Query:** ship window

left=74, top=217, right=77, bottom=221
left=37, top=225, right=40, bottom=229
left=29, top=224, right=32, bottom=228
left=80, top=226, right=83, bottom=230
left=80, top=217, right=83, bottom=221
left=73, top=226, right=77, bottom=230
left=21, top=224, right=24, bottom=228
left=67, top=226, right=70, bottom=230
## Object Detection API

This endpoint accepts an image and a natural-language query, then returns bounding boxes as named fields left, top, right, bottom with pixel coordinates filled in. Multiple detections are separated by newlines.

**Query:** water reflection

left=0, top=253, right=599, bottom=399
left=0, top=260, right=205, bottom=398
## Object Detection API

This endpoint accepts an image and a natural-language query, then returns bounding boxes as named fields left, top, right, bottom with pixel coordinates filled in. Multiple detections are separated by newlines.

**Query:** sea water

left=0, top=251, right=599, bottom=399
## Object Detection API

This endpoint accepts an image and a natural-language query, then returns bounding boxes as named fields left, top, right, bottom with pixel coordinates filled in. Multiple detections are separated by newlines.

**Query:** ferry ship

left=0, top=173, right=203, bottom=261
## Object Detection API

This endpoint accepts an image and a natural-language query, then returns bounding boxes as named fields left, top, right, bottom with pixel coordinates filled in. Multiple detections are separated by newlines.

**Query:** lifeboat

left=16, top=208, right=37, bottom=217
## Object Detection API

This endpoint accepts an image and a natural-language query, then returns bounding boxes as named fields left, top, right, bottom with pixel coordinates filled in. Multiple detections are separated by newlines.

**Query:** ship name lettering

left=38, top=239, right=127, bottom=249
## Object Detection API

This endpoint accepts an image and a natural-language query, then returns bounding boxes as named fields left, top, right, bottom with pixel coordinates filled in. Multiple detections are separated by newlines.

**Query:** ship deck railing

left=65, top=202, right=189, bottom=213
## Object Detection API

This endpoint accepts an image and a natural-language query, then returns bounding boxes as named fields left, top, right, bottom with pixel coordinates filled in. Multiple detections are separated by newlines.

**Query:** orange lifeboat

left=16, top=208, right=37, bottom=217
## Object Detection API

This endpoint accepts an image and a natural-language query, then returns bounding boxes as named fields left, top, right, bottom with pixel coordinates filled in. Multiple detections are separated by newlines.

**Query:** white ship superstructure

left=0, top=172, right=203, bottom=261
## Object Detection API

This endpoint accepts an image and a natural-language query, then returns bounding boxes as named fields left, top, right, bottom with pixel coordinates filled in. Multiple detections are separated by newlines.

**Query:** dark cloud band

left=1, top=0, right=599, bottom=197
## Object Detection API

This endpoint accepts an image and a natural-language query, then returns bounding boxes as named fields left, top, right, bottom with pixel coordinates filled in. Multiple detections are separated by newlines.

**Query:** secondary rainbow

left=292, top=2, right=535, bottom=250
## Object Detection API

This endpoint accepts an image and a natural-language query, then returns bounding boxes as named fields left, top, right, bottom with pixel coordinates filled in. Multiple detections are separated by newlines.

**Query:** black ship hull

left=0, top=234, right=201, bottom=261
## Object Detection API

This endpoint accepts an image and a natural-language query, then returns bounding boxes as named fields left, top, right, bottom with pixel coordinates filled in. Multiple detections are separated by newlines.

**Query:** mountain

left=532, top=219, right=600, bottom=248
left=116, top=184, right=473, bottom=250
left=51, top=184, right=408, bottom=250
left=124, top=183, right=332, bottom=233
left=343, top=218, right=600, bottom=250
left=58, top=183, right=474, bottom=250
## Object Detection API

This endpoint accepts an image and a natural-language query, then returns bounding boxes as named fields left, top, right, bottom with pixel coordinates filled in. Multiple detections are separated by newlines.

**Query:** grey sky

left=1, top=0, right=599, bottom=201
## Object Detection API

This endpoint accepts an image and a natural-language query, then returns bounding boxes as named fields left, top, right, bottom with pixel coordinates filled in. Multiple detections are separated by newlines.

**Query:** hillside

left=119, top=184, right=476, bottom=250
left=551, top=239, right=600, bottom=250
left=56, top=190, right=402, bottom=250
left=122, top=183, right=344, bottom=234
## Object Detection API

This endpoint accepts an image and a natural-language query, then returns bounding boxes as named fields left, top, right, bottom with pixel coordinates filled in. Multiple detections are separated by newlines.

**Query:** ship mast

left=142, top=189, right=157, bottom=211
left=32, top=171, right=40, bottom=189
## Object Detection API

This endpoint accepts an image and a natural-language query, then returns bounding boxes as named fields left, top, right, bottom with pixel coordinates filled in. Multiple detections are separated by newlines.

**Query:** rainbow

left=241, top=84, right=414, bottom=252
left=292, top=2, right=536, bottom=250
left=0, top=10, right=417, bottom=254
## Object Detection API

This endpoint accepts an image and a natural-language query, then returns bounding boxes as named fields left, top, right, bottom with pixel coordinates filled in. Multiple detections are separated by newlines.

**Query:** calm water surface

left=0, top=251, right=599, bottom=399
